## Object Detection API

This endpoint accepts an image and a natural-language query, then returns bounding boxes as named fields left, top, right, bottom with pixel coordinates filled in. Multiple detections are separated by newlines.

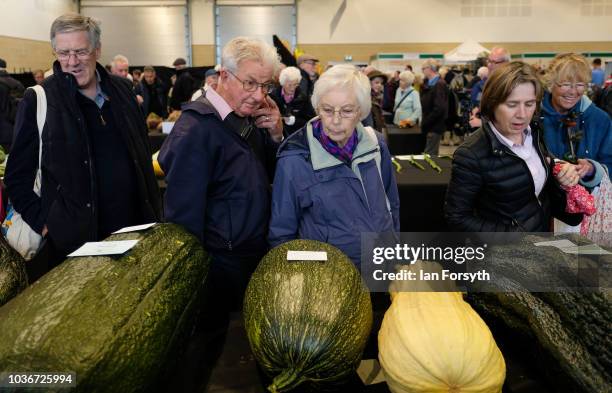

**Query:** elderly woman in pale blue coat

left=393, top=70, right=422, bottom=126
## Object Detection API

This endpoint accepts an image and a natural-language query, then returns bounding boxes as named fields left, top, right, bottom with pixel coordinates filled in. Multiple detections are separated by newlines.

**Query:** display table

left=155, top=156, right=454, bottom=232
left=393, top=155, right=452, bottom=232
left=149, top=131, right=168, bottom=153
left=160, top=305, right=558, bottom=393
left=386, top=125, right=424, bottom=155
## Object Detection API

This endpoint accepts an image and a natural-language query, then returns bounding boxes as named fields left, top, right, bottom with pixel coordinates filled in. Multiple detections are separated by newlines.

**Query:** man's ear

left=94, top=45, right=102, bottom=61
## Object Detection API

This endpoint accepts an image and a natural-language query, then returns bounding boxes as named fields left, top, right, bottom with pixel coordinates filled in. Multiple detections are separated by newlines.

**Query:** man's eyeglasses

left=55, top=48, right=93, bottom=61
left=487, top=58, right=506, bottom=65
left=555, top=81, right=587, bottom=92
left=227, top=69, right=275, bottom=94
left=318, top=106, right=359, bottom=119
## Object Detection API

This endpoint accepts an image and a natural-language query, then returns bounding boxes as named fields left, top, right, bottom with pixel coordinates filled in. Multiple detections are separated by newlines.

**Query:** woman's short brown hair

left=543, top=53, right=591, bottom=91
left=480, top=61, right=543, bottom=122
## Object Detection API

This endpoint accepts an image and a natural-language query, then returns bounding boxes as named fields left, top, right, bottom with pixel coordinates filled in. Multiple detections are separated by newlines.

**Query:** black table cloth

left=385, top=125, right=425, bottom=155
left=393, top=155, right=452, bottom=232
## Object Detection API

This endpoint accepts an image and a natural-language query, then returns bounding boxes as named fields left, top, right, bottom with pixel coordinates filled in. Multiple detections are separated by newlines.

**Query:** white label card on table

left=112, top=223, right=156, bottom=234
left=287, top=251, right=328, bottom=261
left=68, top=240, right=139, bottom=257
left=534, top=239, right=577, bottom=248
left=395, top=154, right=425, bottom=160
left=563, top=244, right=612, bottom=255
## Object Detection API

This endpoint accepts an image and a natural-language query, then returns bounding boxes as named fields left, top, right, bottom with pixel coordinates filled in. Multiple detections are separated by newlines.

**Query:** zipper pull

left=100, top=113, right=106, bottom=126
left=228, top=240, right=233, bottom=251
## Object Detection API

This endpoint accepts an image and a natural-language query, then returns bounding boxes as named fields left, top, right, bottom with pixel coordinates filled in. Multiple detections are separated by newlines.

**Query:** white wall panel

left=0, top=0, right=77, bottom=41
left=190, top=0, right=215, bottom=44
left=215, top=5, right=295, bottom=62
left=296, top=0, right=612, bottom=44
left=81, top=5, right=188, bottom=66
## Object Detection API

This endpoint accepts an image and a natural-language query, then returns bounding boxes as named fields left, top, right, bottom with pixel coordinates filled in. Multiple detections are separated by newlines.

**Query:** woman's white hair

left=311, top=64, right=371, bottom=121
left=221, top=36, right=281, bottom=77
left=399, top=70, right=415, bottom=85
left=279, top=66, right=302, bottom=86
left=477, top=66, right=489, bottom=79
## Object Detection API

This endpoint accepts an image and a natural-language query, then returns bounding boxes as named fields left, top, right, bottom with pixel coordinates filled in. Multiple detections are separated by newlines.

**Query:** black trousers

left=26, top=237, right=66, bottom=283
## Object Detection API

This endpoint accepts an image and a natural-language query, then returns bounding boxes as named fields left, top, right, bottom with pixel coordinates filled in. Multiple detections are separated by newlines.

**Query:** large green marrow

left=467, top=234, right=611, bottom=393
left=0, top=235, right=27, bottom=307
left=0, top=223, right=210, bottom=392
left=244, top=240, right=373, bottom=392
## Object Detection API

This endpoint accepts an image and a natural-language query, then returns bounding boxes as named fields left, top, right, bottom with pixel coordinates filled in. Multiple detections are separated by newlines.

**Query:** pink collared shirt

left=489, top=122, right=547, bottom=197
left=205, top=86, right=233, bottom=120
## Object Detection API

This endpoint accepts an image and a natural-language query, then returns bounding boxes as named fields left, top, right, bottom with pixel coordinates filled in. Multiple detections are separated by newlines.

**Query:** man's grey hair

left=311, top=64, right=371, bottom=121
left=421, top=59, right=439, bottom=72
left=221, top=37, right=281, bottom=77
left=111, top=54, right=129, bottom=69
left=279, top=66, right=302, bottom=86
left=489, top=47, right=511, bottom=62
left=50, top=13, right=101, bottom=50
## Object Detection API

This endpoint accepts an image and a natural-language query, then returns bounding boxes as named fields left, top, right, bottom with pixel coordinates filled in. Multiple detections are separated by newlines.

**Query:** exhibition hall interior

left=0, top=1, right=610, bottom=393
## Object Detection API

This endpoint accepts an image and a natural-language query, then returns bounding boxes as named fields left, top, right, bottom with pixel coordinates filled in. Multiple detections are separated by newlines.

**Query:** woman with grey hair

left=393, top=70, right=421, bottom=127
left=270, top=66, right=315, bottom=135
left=268, top=64, right=400, bottom=266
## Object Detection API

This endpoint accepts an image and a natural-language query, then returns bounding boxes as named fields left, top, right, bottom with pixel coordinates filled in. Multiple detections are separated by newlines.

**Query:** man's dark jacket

left=135, top=77, right=168, bottom=118
left=420, top=77, right=448, bottom=135
left=444, top=121, right=582, bottom=232
left=158, top=96, right=278, bottom=258
left=4, top=61, right=161, bottom=253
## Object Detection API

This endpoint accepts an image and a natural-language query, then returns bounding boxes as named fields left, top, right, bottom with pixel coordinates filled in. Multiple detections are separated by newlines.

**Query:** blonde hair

left=311, top=64, right=372, bottom=121
left=399, top=70, right=415, bottom=85
left=544, top=53, right=591, bottom=91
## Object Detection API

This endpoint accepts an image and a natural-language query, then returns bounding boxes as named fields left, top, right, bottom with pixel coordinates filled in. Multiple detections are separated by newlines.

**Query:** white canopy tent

left=444, top=40, right=490, bottom=63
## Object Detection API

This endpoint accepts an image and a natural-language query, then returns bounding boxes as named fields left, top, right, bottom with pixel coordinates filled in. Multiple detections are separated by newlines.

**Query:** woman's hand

left=555, top=161, right=580, bottom=187
left=576, top=158, right=595, bottom=179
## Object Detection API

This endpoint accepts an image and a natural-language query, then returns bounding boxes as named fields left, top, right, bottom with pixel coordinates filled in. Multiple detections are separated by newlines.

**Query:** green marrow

left=244, top=239, right=372, bottom=392
left=0, top=223, right=210, bottom=392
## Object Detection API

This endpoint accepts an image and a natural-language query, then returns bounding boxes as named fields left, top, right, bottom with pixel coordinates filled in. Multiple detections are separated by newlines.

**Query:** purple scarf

left=312, top=119, right=358, bottom=165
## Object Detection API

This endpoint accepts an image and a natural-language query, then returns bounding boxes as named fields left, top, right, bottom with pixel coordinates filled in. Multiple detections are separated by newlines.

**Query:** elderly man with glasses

left=159, top=36, right=283, bottom=315
left=4, top=13, right=161, bottom=281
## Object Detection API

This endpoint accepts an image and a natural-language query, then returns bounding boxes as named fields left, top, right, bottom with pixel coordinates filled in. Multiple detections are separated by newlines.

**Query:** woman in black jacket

left=445, top=62, right=583, bottom=232
left=270, top=66, right=315, bottom=136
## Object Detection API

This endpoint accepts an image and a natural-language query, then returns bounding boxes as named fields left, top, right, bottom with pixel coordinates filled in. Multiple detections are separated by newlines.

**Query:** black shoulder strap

left=393, top=89, right=414, bottom=112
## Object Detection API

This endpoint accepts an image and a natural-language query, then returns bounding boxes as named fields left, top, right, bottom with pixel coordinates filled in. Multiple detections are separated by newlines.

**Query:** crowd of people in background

left=0, top=13, right=610, bottom=391
left=0, top=11, right=610, bottom=279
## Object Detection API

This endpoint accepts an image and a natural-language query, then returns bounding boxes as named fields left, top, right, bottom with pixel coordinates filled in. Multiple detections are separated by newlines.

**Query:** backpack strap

left=28, top=85, right=46, bottom=195
left=393, top=89, right=414, bottom=112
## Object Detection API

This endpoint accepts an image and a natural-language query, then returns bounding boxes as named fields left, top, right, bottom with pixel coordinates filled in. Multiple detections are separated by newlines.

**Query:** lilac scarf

left=312, top=119, right=358, bottom=165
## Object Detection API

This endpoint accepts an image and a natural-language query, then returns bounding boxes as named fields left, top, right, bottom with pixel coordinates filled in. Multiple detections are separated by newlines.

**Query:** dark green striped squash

left=0, top=223, right=210, bottom=392
left=244, top=239, right=373, bottom=392
left=0, top=235, right=27, bottom=307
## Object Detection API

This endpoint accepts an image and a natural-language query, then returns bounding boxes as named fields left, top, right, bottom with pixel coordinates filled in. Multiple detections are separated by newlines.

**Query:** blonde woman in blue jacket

left=393, top=70, right=422, bottom=127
